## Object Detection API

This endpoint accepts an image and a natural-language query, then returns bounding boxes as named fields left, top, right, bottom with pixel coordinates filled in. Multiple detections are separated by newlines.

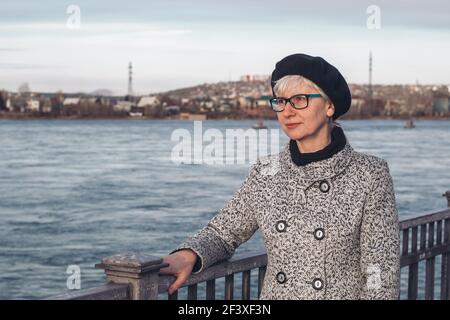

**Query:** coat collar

left=280, top=138, right=355, bottom=184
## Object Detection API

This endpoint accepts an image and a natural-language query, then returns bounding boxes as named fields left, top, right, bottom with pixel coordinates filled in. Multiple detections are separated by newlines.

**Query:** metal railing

left=47, top=190, right=450, bottom=300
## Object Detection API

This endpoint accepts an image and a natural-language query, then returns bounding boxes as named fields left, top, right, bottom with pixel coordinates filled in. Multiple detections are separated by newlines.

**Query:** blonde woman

left=161, top=53, right=400, bottom=300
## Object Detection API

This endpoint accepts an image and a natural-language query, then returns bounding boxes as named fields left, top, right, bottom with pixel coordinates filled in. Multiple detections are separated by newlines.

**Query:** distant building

left=113, top=101, right=134, bottom=112
left=433, top=94, right=449, bottom=114
left=202, top=101, right=214, bottom=110
left=237, top=96, right=251, bottom=109
left=26, top=99, right=40, bottom=112
left=41, top=105, right=52, bottom=113
left=40, top=97, right=52, bottom=113
left=164, top=105, right=181, bottom=115
left=385, top=99, right=406, bottom=116
left=179, top=112, right=207, bottom=120
left=86, top=97, right=103, bottom=105
left=129, top=105, right=145, bottom=117
left=240, top=75, right=270, bottom=82
left=255, top=96, right=270, bottom=108
left=349, top=96, right=365, bottom=117
left=129, top=110, right=143, bottom=117
left=137, top=96, right=159, bottom=108
left=12, top=96, right=27, bottom=112
left=370, top=98, right=386, bottom=117
left=218, top=104, right=231, bottom=113
left=63, top=97, right=81, bottom=106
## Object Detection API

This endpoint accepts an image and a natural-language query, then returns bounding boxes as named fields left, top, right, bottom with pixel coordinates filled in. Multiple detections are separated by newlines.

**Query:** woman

left=160, top=53, right=400, bottom=299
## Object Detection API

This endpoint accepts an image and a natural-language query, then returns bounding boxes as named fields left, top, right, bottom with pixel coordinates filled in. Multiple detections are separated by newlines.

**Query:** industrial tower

left=128, top=62, right=133, bottom=96
left=368, top=51, right=373, bottom=112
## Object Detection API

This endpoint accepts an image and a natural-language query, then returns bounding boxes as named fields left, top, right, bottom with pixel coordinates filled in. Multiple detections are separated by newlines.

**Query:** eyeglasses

left=269, top=93, right=323, bottom=112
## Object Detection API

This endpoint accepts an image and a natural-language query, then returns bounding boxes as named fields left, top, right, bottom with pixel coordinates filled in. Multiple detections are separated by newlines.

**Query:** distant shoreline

left=0, top=115, right=449, bottom=121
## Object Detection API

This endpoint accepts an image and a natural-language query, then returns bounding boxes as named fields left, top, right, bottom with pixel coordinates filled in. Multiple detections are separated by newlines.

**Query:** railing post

left=96, top=252, right=168, bottom=300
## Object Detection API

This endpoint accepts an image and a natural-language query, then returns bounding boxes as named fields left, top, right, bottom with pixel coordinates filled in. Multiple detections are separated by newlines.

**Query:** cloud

left=0, top=63, right=65, bottom=70
left=0, top=48, right=25, bottom=52
left=0, top=2, right=448, bottom=93
left=0, top=22, right=192, bottom=35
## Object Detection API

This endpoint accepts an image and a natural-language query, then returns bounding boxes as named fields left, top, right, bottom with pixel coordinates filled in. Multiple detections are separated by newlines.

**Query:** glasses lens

left=270, top=98, right=285, bottom=111
left=290, top=95, right=308, bottom=109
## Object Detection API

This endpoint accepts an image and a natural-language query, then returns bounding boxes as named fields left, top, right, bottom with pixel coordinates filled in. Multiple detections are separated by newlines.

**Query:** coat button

left=319, top=180, right=330, bottom=193
left=275, top=220, right=287, bottom=233
left=276, top=272, right=287, bottom=284
left=312, top=278, right=324, bottom=290
left=314, top=228, right=325, bottom=240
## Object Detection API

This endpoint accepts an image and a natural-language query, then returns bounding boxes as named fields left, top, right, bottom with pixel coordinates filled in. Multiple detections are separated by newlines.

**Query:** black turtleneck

left=289, top=125, right=347, bottom=166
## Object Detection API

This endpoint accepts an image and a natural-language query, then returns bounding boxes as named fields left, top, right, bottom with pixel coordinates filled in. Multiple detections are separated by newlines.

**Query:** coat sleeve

left=170, top=161, right=261, bottom=274
left=360, top=159, right=400, bottom=299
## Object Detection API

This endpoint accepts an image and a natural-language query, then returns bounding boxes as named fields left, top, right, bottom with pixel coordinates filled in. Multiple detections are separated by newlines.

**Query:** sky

left=0, top=0, right=449, bottom=95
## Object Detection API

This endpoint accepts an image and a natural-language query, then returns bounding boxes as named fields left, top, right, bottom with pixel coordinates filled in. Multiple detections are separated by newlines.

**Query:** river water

left=0, top=119, right=449, bottom=299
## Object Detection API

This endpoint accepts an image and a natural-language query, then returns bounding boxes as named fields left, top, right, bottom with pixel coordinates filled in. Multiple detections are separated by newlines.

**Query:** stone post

left=96, top=252, right=168, bottom=300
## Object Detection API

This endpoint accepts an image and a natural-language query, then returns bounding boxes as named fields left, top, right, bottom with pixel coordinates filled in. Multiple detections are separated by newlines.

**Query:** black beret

left=271, top=53, right=351, bottom=120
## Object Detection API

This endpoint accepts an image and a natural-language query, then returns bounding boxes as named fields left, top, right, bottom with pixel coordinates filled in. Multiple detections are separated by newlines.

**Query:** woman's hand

left=160, top=249, right=198, bottom=295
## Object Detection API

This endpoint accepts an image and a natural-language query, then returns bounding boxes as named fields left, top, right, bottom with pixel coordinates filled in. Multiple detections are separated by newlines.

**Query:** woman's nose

left=282, top=102, right=296, bottom=116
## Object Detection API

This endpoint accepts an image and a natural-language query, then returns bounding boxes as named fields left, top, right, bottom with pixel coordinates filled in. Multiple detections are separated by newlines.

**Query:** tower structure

left=128, top=62, right=133, bottom=96
left=368, top=51, right=373, bottom=112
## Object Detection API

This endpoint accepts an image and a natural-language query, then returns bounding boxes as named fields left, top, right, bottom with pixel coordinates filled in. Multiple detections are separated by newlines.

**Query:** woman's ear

left=326, top=102, right=335, bottom=118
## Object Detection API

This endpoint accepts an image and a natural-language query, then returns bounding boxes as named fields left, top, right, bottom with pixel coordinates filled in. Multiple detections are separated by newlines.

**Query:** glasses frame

left=269, top=93, right=323, bottom=112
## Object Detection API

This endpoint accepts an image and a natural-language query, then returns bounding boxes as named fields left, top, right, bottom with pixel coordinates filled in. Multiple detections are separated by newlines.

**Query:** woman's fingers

left=160, top=256, right=175, bottom=274
left=159, top=251, right=197, bottom=294
left=160, top=255, right=193, bottom=294
left=168, top=271, right=189, bottom=295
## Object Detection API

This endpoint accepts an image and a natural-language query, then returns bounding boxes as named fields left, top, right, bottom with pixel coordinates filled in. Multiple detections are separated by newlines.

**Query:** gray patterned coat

left=173, top=139, right=400, bottom=300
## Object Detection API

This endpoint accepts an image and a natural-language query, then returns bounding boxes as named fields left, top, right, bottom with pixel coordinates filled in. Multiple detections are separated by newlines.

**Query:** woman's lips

left=285, top=123, right=301, bottom=129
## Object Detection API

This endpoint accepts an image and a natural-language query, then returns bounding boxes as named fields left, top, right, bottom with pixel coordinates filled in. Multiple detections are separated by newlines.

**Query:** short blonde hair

left=273, top=75, right=330, bottom=102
